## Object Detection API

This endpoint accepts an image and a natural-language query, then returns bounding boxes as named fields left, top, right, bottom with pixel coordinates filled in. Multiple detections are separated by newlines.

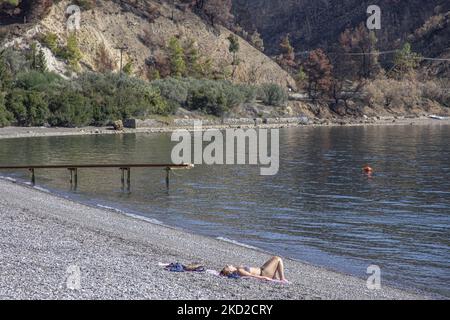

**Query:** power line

left=341, top=50, right=398, bottom=56
left=420, top=57, right=450, bottom=62
left=296, top=49, right=450, bottom=62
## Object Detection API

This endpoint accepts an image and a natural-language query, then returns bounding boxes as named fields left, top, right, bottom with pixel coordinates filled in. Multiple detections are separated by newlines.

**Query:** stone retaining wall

left=125, top=117, right=312, bottom=128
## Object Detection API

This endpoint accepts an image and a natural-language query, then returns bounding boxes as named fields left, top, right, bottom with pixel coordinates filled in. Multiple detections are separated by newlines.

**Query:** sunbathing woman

left=220, top=256, right=287, bottom=282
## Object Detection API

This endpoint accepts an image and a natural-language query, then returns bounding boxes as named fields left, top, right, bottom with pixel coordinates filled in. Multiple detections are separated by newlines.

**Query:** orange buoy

left=363, top=165, right=373, bottom=174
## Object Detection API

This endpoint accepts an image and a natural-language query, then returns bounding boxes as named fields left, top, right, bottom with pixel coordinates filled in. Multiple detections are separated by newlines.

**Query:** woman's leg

left=261, top=256, right=285, bottom=280
left=275, top=258, right=285, bottom=281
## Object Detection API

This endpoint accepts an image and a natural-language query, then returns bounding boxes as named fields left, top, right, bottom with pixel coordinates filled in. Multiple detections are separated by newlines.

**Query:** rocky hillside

left=2, top=0, right=448, bottom=81
left=1, top=0, right=448, bottom=126
left=0, top=0, right=295, bottom=88
left=232, top=0, right=450, bottom=57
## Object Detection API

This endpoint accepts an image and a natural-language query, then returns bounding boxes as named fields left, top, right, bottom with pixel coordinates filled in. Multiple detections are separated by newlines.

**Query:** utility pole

left=115, top=45, right=128, bottom=110
left=116, top=45, right=129, bottom=77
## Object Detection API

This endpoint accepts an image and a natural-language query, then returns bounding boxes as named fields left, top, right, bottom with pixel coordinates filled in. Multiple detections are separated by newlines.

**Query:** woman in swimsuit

left=220, top=256, right=287, bottom=282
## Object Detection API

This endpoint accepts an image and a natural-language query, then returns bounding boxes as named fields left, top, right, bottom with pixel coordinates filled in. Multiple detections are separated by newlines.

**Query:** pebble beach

left=0, top=179, right=426, bottom=300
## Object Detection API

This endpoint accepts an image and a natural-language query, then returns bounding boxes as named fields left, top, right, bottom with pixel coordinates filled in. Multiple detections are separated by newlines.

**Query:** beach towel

left=159, top=263, right=290, bottom=283
left=160, top=262, right=206, bottom=273
left=227, top=272, right=241, bottom=279
left=166, top=263, right=184, bottom=272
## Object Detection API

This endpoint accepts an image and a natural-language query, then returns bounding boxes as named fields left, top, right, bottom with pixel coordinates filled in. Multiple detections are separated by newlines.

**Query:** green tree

left=78, top=72, right=120, bottom=125
left=393, top=43, right=422, bottom=78
left=123, top=61, right=134, bottom=76
left=5, top=89, right=49, bottom=126
left=36, top=49, right=47, bottom=72
left=151, top=77, right=190, bottom=111
left=14, top=71, right=63, bottom=92
left=27, top=43, right=46, bottom=72
left=48, top=88, right=92, bottom=127
left=296, top=65, right=308, bottom=90
left=184, top=39, right=202, bottom=78
left=199, top=57, right=213, bottom=78
left=168, top=37, right=186, bottom=77
left=119, top=76, right=170, bottom=117
left=227, top=34, right=240, bottom=62
left=279, top=35, right=296, bottom=71
left=0, top=0, right=20, bottom=6
left=41, top=32, right=58, bottom=53
left=77, top=72, right=173, bottom=123
left=227, top=34, right=240, bottom=78
left=0, top=93, right=12, bottom=127
left=0, top=50, right=13, bottom=90
left=61, top=33, right=83, bottom=72
left=258, top=83, right=287, bottom=106
left=188, top=86, right=228, bottom=117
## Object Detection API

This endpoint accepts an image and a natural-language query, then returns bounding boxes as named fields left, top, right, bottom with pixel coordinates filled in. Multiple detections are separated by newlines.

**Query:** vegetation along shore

left=1, top=0, right=449, bottom=132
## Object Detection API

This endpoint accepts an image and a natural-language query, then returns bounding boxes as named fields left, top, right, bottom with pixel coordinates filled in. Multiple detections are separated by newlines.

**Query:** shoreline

left=0, top=178, right=428, bottom=299
left=0, top=116, right=449, bottom=140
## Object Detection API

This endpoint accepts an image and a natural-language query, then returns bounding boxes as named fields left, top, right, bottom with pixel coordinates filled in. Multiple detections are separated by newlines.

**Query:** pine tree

left=184, top=39, right=201, bottom=77
left=168, top=37, right=186, bottom=77
left=279, top=35, right=296, bottom=71
left=393, top=43, right=421, bottom=78
left=42, top=32, right=58, bottom=53
left=65, top=33, right=83, bottom=71
left=28, top=43, right=38, bottom=70
left=296, top=65, right=308, bottom=90
left=36, top=49, right=47, bottom=72
left=0, top=51, right=12, bottom=90
left=27, top=43, right=47, bottom=72
left=199, top=57, right=213, bottom=78
left=227, top=34, right=240, bottom=78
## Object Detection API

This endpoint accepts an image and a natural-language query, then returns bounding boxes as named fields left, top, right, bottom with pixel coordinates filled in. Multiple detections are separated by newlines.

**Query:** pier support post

left=29, top=168, right=35, bottom=185
left=119, top=168, right=131, bottom=191
left=165, top=167, right=170, bottom=192
left=68, top=168, right=78, bottom=190
left=126, top=167, right=131, bottom=191
left=120, top=168, right=125, bottom=190
left=120, top=168, right=131, bottom=191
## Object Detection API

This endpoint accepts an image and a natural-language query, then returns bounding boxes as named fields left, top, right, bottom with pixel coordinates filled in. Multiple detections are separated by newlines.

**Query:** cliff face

left=232, top=0, right=450, bottom=56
